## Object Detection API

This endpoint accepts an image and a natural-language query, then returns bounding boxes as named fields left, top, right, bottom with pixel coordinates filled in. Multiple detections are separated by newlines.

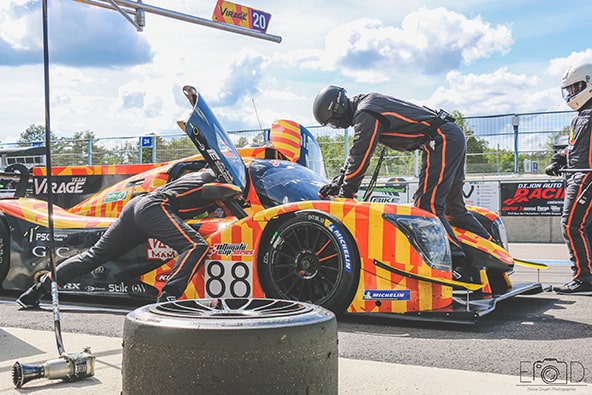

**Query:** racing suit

left=548, top=100, right=592, bottom=283
left=340, top=93, right=491, bottom=271
left=53, top=168, right=218, bottom=298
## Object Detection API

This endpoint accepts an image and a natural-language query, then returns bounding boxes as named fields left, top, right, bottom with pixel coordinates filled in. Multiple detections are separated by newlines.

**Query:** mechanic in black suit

left=17, top=166, right=233, bottom=307
left=545, top=62, right=592, bottom=295
left=312, top=85, right=491, bottom=283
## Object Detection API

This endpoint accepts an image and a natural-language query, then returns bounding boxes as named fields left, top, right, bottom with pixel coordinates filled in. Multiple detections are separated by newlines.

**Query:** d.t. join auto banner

left=500, top=181, right=565, bottom=216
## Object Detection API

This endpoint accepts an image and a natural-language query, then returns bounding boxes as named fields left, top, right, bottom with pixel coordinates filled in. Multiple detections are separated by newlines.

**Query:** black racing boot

left=451, top=253, right=475, bottom=283
left=16, top=274, right=51, bottom=309
left=452, top=265, right=474, bottom=283
left=553, top=279, right=592, bottom=295
left=156, top=291, right=177, bottom=303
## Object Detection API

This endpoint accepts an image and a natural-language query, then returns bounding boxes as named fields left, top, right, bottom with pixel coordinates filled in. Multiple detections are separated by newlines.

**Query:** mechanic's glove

left=545, top=162, right=563, bottom=176
left=319, top=182, right=341, bottom=198
left=338, top=184, right=356, bottom=199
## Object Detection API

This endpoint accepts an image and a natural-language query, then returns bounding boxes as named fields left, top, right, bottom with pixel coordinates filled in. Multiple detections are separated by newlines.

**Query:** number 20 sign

left=212, top=0, right=272, bottom=33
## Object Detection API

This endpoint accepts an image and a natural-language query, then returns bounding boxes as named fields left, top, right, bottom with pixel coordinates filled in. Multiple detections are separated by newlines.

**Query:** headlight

left=491, top=217, right=509, bottom=250
left=384, top=214, right=451, bottom=271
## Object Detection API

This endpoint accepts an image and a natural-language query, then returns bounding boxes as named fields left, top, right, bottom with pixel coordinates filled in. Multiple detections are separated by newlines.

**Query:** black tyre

left=259, top=210, right=360, bottom=313
left=0, top=219, right=10, bottom=290
left=122, top=298, right=338, bottom=394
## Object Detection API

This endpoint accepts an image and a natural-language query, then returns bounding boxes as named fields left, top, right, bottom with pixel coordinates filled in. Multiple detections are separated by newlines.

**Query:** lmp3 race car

left=0, top=86, right=550, bottom=323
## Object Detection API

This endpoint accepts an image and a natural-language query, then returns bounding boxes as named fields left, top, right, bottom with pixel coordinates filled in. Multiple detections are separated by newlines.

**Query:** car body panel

left=0, top=86, right=548, bottom=323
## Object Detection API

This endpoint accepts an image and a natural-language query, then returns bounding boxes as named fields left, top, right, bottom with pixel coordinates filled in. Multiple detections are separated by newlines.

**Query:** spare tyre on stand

left=122, top=298, right=338, bottom=394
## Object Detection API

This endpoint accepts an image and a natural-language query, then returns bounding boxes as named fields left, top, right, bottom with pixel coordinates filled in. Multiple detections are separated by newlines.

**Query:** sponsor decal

left=31, top=246, right=71, bottom=258
left=84, top=285, right=107, bottom=292
left=146, top=238, right=177, bottom=261
left=130, top=283, right=147, bottom=294
left=363, top=289, right=411, bottom=300
left=108, top=282, right=129, bottom=293
left=210, top=242, right=254, bottom=257
left=26, top=228, right=67, bottom=243
left=156, top=273, right=171, bottom=282
left=33, top=177, right=87, bottom=195
left=369, top=195, right=399, bottom=203
left=105, top=190, right=129, bottom=203
left=61, top=283, right=81, bottom=290
left=328, top=223, right=352, bottom=273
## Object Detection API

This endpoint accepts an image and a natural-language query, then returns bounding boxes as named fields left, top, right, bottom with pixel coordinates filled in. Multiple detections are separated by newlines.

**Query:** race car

left=0, top=85, right=550, bottom=323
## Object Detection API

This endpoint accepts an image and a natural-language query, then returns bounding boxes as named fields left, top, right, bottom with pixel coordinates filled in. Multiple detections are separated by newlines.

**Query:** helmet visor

left=562, top=80, right=587, bottom=101
left=326, top=116, right=351, bottom=129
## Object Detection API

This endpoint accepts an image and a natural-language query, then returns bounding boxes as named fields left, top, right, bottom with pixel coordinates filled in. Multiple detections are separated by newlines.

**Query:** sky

left=1, top=0, right=592, bottom=144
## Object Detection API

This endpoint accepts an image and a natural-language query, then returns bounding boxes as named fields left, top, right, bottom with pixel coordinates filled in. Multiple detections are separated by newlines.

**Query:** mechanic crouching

left=17, top=167, right=225, bottom=308
left=545, top=62, right=592, bottom=295
left=312, top=85, right=492, bottom=284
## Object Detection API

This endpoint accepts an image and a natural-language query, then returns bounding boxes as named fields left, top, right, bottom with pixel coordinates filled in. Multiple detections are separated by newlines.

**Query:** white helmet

left=561, top=63, right=592, bottom=110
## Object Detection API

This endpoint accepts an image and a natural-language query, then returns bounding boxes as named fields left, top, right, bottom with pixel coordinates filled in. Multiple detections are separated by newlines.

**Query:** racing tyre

left=122, top=298, right=338, bottom=394
left=259, top=210, right=360, bottom=314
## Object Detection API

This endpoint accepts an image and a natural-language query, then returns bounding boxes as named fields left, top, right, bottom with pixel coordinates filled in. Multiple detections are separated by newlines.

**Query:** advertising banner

left=500, top=181, right=564, bottom=216
left=463, top=181, right=500, bottom=213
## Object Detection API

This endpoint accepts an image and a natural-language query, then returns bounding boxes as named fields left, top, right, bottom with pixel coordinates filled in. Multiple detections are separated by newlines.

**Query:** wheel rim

left=268, top=221, right=343, bottom=305
left=149, top=298, right=314, bottom=319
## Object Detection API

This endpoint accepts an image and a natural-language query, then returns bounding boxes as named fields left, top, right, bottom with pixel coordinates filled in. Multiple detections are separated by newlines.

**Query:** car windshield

left=300, top=131, right=327, bottom=178
left=249, top=159, right=327, bottom=208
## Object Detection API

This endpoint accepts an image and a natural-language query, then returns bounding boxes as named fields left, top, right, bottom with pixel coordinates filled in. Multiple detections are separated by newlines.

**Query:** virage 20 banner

left=212, top=0, right=272, bottom=33
left=500, top=181, right=564, bottom=216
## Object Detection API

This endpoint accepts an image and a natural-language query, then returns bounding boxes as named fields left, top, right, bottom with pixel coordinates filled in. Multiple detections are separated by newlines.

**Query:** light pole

left=512, top=115, right=519, bottom=173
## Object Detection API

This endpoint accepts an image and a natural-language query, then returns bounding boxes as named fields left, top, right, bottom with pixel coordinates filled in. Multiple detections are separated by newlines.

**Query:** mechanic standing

left=17, top=167, right=229, bottom=308
left=545, top=62, right=592, bottom=294
left=312, top=85, right=492, bottom=284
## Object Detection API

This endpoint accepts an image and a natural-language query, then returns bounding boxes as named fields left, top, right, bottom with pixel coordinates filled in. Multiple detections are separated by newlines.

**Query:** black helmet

left=312, top=85, right=349, bottom=127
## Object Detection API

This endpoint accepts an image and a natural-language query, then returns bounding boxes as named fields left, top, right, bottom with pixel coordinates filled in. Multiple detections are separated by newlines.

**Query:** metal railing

left=1, top=110, right=576, bottom=177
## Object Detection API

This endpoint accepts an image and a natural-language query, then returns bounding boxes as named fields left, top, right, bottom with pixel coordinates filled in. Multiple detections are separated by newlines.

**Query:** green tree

left=156, top=135, right=197, bottom=163
left=18, top=124, right=57, bottom=146
left=235, top=136, right=250, bottom=148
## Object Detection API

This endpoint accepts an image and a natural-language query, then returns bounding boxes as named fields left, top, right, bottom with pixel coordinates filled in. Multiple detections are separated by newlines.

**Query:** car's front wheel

left=259, top=211, right=360, bottom=314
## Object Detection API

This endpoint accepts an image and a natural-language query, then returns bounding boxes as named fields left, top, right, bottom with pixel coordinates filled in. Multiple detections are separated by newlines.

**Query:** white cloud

left=547, top=49, right=592, bottom=77
left=0, top=1, right=589, bottom=145
left=428, top=68, right=563, bottom=115
left=290, top=7, right=513, bottom=83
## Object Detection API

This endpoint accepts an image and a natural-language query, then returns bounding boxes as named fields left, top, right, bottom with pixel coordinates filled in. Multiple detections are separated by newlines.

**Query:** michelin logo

left=363, top=289, right=411, bottom=300
left=328, top=223, right=352, bottom=273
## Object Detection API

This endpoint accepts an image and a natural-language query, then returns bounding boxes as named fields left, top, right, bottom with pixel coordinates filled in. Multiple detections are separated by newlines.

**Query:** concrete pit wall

left=502, top=216, right=564, bottom=243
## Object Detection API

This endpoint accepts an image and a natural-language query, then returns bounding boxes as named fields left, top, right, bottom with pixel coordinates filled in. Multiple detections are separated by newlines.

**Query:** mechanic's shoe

left=16, top=274, right=51, bottom=309
left=553, top=279, right=592, bottom=295
left=157, top=292, right=177, bottom=303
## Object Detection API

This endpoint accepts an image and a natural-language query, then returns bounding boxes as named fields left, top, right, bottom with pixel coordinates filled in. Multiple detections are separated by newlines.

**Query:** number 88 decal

left=205, top=260, right=252, bottom=298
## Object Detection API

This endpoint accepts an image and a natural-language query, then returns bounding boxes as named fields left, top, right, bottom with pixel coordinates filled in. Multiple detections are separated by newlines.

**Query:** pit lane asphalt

left=0, top=243, right=591, bottom=394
